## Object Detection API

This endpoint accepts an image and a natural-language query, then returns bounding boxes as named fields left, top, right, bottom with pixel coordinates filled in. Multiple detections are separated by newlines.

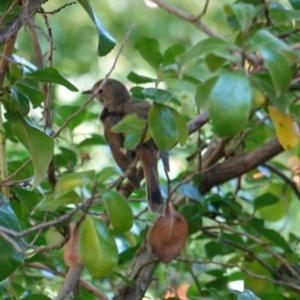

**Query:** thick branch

left=113, top=239, right=157, bottom=300
left=200, top=138, right=283, bottom=193
left=0, top=0, right=48, bottom=45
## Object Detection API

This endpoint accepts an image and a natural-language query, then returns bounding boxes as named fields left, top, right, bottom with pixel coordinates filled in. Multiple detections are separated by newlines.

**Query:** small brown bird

left=84, top=79, right=163, bottom=213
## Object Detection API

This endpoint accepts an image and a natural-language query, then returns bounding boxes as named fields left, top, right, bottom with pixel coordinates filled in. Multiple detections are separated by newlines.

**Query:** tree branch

left=0, top=0, right=48, bottom=45
left=199, top=138, right=284, bottom=193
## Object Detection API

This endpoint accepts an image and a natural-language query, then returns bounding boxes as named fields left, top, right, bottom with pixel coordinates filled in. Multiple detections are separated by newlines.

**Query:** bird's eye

left=98, top=89, right=103, bottom=94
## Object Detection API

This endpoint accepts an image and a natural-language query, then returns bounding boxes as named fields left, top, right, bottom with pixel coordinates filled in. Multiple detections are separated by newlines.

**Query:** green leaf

left=97, top=167, right=119, bottom=183
left=224, top=4, right=256, bottom=31
left=171, top=108, right=188, bottom=146
left=13, top=81, right=44, bottom=108
left=149, top=103, right=178, bottom=151
left=127, top=72, right=156, bottom=84
left=0, top=196, right=23, bottom=281
left=5, top=112, right=54, bottom=189
left=25, top=67, right=78, bottom=91
left=289, top=0, right=300, bottom=10
left=134, top=37, right=163, bottom=70
left=76, top=0, right=116, bottom=56
left=260, top=48, right=291, bottom=97
left=177, top=38, right=239, bottom=66
left=124, top=131, right=142, bottom=150
left=258, top=184, right=291, bottom=221
left=142, top=88, right=173, bottom=103
left=36, top=191, right=82, bottom=211
left=251, top=29, right=297, bottom=64
left=180, top=204, right=203, bottom=235
left=55, top=105, right=88, bottom=131
left=205, top=241, right=226, bottom=258
left=270, top=7, right=300, bottom=24
left=102, top=190, right=134, bottom=233
left=205, top=53, right=226, bottom=72
left=254, top=193, right=279, bottom=211
left=55, top=170, right=95, bottom=198
left=111, top=114, right=146, bottom=134
left=7, top=62, right=23, bottom=84
left=11, top=282, right=25, bottom=299
left=80, top=216, right=118, bottom=277
left=9, top=89, right=30, bottom=116
left=77, top=134, right=106, bottom=147
left=208, top=71, right=252, bottom=137
left=162, top=43, right=185, bottom=67
left=260, top=229, right=292, bottom=252
left=195, top=77, right=218, bottom=109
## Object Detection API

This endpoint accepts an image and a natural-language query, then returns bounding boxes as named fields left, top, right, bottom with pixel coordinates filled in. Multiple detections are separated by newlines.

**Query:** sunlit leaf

left=36, top=191, right=82, bottom=211
left=55, top=170, right=95, bottom=198
left=102, top=190, right=133, bottom=233
left=80, top=216, right=118, bottom=277
left=111, top=114, right=146, bottom=134
left=268, top=105, right=300, bottom=150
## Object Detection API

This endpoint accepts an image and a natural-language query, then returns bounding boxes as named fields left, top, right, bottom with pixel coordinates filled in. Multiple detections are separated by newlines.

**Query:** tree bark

left=200, top=138, right=283, bottom=193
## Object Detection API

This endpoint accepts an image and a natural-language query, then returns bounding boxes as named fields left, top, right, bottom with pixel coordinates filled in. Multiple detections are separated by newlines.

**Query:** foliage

left=1, top=0, right=300, bottom=299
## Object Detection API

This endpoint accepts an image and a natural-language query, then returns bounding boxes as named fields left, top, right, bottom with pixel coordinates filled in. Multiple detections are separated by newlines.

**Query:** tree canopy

left=1, top=0, right=300, bottom=299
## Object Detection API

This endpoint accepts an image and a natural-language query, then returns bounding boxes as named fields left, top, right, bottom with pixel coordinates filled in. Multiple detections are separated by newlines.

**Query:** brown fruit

left=149, top=205, right=188, bottom=263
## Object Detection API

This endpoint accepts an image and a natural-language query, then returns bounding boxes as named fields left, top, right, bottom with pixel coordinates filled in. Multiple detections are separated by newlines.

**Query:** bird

left=83, top=78, right=164, bottom=213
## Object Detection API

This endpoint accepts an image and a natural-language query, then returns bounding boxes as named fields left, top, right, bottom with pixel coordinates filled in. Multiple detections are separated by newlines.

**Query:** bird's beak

left=82, top=89, right=92, bottom=94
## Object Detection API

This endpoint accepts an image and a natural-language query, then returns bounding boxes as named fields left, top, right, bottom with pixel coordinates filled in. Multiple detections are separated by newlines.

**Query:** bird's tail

left=139, top=147, right=163, bottom=214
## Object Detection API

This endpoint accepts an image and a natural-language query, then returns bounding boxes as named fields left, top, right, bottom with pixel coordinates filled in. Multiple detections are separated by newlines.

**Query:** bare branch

left=55, top=264, right=84, bottom=300
left=40, top=2, right=76, bottom=15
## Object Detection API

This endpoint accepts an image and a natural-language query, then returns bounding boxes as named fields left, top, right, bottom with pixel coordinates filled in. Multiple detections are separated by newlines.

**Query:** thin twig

left=25, top=262, right=108, bottom=299
left=262, top=163, right=300, bottom=200
left=40, top=2, right=76, bottom=15
left=204, top=224, right=300, bottom=282
left=197, top=0, right=209, bottom=19
left=0, top=205, right=82, bottom=238
left=177, top=258, right=300, bottom=292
